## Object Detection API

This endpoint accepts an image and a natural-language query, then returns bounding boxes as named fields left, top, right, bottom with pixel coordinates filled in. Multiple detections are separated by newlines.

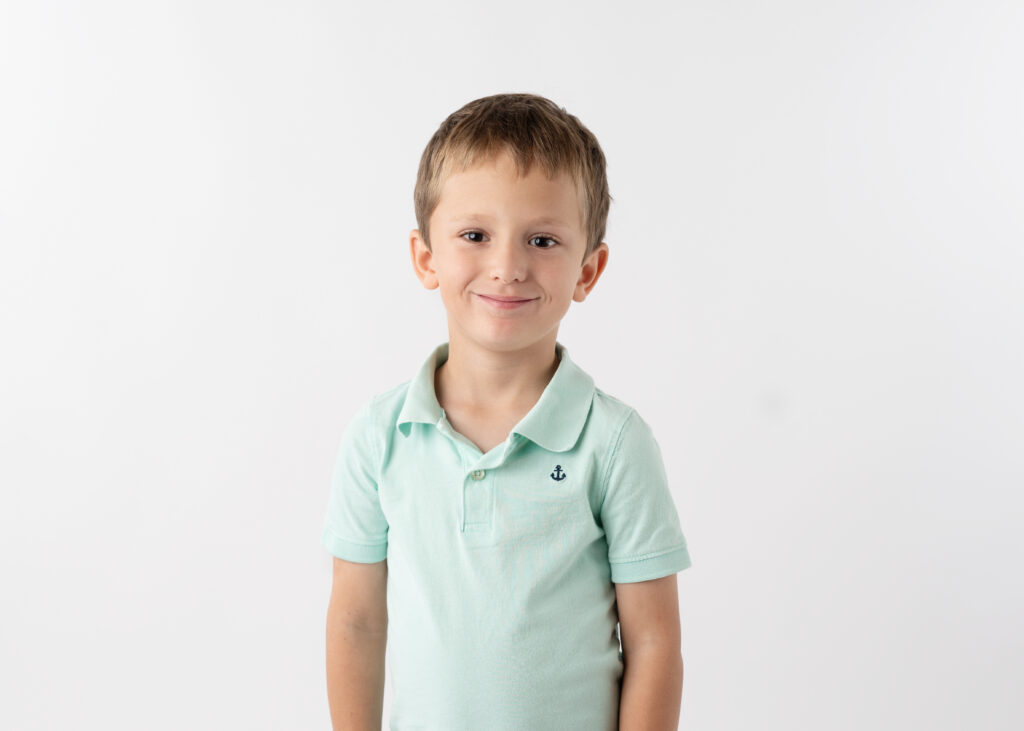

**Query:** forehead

left=435, top=151, right=584, bottom=229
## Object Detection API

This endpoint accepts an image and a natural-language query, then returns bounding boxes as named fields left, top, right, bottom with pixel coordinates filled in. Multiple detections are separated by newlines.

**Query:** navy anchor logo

left=550, top=464, right=566, bottom=481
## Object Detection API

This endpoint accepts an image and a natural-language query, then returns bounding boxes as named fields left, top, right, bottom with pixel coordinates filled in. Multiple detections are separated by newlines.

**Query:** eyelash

left=460, top=231, right=560, bottom=248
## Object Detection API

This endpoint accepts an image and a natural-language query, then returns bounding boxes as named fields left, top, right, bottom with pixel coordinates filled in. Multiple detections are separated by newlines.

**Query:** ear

left=573, top=241, right=609, bottom=303
left=410, top=228, right=439, bottom=290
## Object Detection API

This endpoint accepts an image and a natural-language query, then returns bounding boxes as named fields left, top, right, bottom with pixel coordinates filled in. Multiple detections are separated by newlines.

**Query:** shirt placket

left=436, top=411, right=523, bottom=533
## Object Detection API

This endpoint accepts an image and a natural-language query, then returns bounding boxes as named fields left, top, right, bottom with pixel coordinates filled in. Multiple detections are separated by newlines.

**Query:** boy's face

left=410, top=150, right=609, bottom=357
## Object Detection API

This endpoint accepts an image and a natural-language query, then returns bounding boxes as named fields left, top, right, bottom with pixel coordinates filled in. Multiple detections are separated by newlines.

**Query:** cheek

left=547, top=267, right=581, bottom=296
left=433, top=253, right=464, bottom=284
left=436, top=263, right=476, bottom=300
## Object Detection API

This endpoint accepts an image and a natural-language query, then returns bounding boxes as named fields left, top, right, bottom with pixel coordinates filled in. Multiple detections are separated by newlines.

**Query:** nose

left=489, top=235, right=527, bottom=284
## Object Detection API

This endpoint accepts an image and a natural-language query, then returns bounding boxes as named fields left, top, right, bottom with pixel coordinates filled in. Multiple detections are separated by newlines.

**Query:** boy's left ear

left=574, top=241, right=609, bottom=303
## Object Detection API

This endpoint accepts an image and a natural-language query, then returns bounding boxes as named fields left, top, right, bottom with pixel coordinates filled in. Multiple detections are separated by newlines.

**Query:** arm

left=615, top=573, right=684, bottom=731
left=326, top=557, right=389, bottom=731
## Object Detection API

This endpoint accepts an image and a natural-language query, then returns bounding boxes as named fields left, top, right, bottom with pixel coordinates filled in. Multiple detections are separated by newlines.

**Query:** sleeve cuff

left=610, top=544, right=691, bottom=583
left=321, top=524, right=388, bottom=563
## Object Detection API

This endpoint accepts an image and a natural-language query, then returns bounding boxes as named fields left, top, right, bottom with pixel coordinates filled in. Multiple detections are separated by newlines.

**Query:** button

left=471, top=469, right=485, bottom=480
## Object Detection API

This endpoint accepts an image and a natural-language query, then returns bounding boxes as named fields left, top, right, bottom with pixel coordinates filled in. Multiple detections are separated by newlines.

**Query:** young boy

left=322, top=93, right=692, bottom=730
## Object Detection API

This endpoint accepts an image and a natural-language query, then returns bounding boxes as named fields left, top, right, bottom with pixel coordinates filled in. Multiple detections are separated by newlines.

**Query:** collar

left=395, top=341, right=595, bottom=453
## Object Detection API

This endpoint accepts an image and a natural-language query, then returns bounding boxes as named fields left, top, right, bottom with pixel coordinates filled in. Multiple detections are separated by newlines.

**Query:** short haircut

left=414, top=93, right=612, bottom=263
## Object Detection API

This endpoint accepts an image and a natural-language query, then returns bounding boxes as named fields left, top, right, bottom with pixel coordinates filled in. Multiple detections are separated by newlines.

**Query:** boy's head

left=409, top=93, right=612, bottom=356
left=413, top=93, right=612, bottom=265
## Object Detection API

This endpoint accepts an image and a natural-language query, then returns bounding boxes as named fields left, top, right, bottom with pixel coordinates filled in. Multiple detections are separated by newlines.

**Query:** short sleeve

left=320, top=396, right=389, bottom=563
left=600, top=409, right=692, bottom=583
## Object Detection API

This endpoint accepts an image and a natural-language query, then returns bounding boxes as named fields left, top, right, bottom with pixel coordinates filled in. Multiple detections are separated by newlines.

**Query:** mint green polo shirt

left=321, top=341, right=691, bottom=730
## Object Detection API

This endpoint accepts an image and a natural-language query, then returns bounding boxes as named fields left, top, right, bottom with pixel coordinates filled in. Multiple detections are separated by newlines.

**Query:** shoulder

left=589, top=386, right=653, bottom=449
left=342, top=376, right=409, bottom=432
left=588, top=388, right=666, bottom=491
left=336, top=378, right=414, bottom=456
left=362, top=379, right=414, bottom=423
left=562, top=347, right=655, bottom=449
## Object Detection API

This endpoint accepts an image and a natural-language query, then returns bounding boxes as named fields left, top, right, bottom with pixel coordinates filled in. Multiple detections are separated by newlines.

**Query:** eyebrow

left=452, top=214, right=573, bottom=228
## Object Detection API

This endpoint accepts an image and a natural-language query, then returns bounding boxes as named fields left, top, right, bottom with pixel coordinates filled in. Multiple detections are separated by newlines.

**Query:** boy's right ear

left=409, top=228, right=439, bottom=290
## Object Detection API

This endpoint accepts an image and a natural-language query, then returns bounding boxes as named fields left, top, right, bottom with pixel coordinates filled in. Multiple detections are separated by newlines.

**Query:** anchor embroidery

left=550, top=464, right=566, bottom=481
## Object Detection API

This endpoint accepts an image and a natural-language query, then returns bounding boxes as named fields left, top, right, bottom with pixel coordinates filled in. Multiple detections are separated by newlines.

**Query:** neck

left=434, top=333, right=560, bottom=412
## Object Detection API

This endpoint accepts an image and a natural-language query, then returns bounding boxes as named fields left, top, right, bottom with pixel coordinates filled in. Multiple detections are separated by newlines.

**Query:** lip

left=476, top=294, right=537, bottom=309
left=478, top=293, right=535, bottom=302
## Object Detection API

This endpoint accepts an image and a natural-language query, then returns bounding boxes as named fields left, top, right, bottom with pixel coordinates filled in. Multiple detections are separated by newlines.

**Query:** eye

left=529, top=235, right=559, bottom=249
left=459, top=231, right=559, bottom=248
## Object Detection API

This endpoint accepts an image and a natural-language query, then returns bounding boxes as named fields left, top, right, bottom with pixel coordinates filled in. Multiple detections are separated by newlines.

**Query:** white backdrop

left=2, top=1, right=1021, bottom=729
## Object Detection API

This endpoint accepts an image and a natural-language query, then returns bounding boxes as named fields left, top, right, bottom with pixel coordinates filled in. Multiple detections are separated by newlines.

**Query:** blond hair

left=414, top=93, right=612, bottom=263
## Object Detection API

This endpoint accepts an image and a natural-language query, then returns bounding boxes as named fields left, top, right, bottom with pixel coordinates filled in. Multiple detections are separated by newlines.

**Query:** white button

left=471, top=469, right=485, bottom=480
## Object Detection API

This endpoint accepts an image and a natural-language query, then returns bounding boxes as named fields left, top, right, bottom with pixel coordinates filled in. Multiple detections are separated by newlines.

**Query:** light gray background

left=2, top=1, right=1021, bottom=729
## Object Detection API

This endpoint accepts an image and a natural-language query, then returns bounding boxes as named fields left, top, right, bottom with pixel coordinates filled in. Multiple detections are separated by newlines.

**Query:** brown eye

left=529, top=236, right=558, bottom=248
left=462, top=231, right=485, bottom=243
